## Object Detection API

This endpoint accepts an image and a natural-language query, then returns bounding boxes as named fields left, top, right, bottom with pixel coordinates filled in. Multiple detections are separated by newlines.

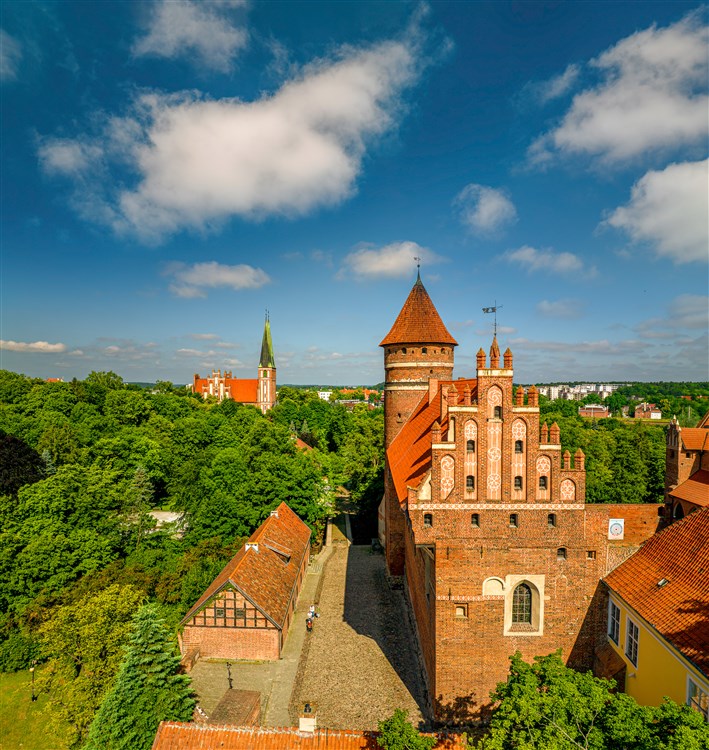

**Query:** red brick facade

left=380, top=279, right=662, bottom=722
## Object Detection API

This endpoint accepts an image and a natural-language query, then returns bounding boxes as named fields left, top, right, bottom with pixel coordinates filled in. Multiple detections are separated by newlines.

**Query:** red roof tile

left=670, top=469, right=709, bottom=507
left=679, top=428, right=709, bottom=452
left=604, top=507, right=709, bottom=676
left=180, top=503, right=311, bottom=629
left=380, top=279, right=457, bottom=347
left=152, top=723, right=467, bottom=750
left=387, top=380, right=477, bottom=504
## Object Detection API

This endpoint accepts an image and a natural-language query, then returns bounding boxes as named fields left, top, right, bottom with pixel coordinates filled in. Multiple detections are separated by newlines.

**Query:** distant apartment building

left=317, top=391, right=333, bottom=401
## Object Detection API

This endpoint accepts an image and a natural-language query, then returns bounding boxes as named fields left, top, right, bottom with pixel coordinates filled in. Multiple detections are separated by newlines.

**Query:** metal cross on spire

left=482, top=302, right=503, bottom=336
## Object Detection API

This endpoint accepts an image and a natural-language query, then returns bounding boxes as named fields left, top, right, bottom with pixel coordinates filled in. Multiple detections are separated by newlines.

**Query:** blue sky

left=1, top=1, right=707, bottom=385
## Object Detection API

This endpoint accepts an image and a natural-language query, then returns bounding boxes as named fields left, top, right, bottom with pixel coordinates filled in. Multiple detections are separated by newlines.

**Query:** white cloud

left=164, top=261, right=270, bottom=297
left=534, top=64, right=580, bottom=103
left=40, top=31, right=425, bottom=243
left=635, top=294, right=709, bottom=339
left=0, top=339, right=66, bottom=353
left=606, top=159, right=708, bottom=263
left=510, top=337, right=646, bottom=355
left=454, top=184, right=517, bottom=234
left=536, top=299, right=584, bottom=319
left=133, top=0, right=248, bottom=71
left=188, top=332, right=219, bottom=340
left=529, top=13, right=709, bottom=165
left=38, top=139, right=103, bottom=175
left=503, top=246, right=591, bottom=275
left=339, top=241, right=446, bottom=280
left=0, top=29, right=22, bottom=82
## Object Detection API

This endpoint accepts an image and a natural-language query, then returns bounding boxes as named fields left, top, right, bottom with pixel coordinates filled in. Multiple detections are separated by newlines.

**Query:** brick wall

left=182, top=624, right=280, bottom=661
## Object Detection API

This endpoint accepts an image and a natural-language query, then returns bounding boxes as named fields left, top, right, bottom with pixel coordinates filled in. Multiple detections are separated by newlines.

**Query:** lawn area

left=0, top=671, right=69, bottom=750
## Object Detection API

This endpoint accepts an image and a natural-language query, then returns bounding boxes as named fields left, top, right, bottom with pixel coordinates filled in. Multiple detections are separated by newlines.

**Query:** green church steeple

left=259, top=313, right=276, bottom=369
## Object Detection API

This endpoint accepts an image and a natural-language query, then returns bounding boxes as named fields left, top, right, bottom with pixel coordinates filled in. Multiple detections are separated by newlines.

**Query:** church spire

left=259, top=313, right=276, bottom=369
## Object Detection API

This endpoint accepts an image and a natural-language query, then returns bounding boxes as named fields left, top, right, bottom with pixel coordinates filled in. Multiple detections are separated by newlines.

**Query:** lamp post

left=30, top=660, right=37, bottom=702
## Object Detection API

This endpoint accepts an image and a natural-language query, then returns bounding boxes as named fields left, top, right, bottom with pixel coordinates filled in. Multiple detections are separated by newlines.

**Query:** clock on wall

left=608, top=519, right=625, bottom=540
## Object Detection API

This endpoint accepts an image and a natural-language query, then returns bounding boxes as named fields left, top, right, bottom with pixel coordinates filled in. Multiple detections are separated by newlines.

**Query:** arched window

left=466, top=475, right=475, bottom=490
left=548, top=513, right=556, bottom=527
left=466, top=440, right=475, bottom=452
left=424, top=513, right=433, bottom=528
left=515, top=440, right=523, bottom=453
left=674, top=503, right=685, bottom=520
left=422, top=347, right=427, bottom=354
left=514, top=476, right=523, bottom=490
left=557, top=547, right=567, bottom=560
left=512, top=584, right=532, bottom=624
left=509, top=513, right=518, bottom=527
left=539, top=476, right=548, bottom=490
left=402, top=347, right=407, bottom=354
left=471, top=513, right=479, bottom=527
left=494, top=405, right=502, bottom=419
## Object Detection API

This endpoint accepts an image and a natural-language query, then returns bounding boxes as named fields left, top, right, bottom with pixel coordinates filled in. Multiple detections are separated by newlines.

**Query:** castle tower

left=380, top=274, right=457, bottom=575
left=257, top=314, right=276, bottom=414
left=380, top=273, right=457, bottom=449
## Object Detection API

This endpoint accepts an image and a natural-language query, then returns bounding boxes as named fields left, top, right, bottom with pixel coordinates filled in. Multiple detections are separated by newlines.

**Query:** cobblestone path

left=294, top=544, right=428, bottom=730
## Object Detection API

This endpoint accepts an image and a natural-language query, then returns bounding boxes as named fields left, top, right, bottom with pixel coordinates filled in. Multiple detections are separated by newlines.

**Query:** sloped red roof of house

left=152, top=723, right=466, bottom=749
left=679, top=427, right=709, bottom=452
left=180, top=502, right=311, bottom=629
left=604, top=507, right=709, bottom=676
left=380, top=278, right=457, bottom=347
left=387, top=380, right=477, bottom=504
left=670, top=469, right=709, bottom=507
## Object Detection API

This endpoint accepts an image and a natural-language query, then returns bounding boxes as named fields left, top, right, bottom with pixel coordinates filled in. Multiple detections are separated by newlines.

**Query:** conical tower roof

left=259, top=316, right=276, bottom=368
left=380, top=276, right=457, bottom=347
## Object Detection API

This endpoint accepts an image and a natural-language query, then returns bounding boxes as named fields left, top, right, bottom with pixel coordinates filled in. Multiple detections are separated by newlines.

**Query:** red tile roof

left=230, top=379, right=259, bottom=403
left=380, top=279, right=457, bottom=347
left=679, top=427, right=709, bottom=452
left=180, top=503, right=311, bottom=629
left=152, top=723, right=466, bottom=749
left=670, top=469, right=709, bottom=507
left=604, top=507, right=709, bottom=676
left=387, top=380, right=477, bottom=504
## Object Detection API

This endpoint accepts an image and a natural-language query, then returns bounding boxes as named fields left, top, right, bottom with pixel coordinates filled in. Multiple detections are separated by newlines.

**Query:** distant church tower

left=379, top=273, right=457, bottom=575
left=257, top=314, right=277, bottom=414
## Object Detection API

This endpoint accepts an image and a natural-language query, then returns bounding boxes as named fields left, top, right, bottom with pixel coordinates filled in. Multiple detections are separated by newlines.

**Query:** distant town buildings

left=635, top=402, right=662, bottom=419
left=190, top=317, right=276, bottom=414
left=536, top=383, right=623, bottom=401
left=578, top=404, right=610, bottom=418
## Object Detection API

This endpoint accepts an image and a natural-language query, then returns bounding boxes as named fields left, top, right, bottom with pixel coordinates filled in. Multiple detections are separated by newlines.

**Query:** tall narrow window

left=608, top=601, right=620, bottom=644
left=422, top=347, right=428, bottom=354
left=494, top=405, right=502, bottom=419
left=514, top=476, right=523, bottom=490
left=548, top=513, right=556, bottom=527
left=423, top=513, right=433, bottom=528
left=509, top=513, right=518, bottom=528
left=539, top=476, right=548, bottom=490
left=466, top=440, right=475, bottom=452
left=471, top=513, right=479, bottom=527
left=512, top=584, right=532, bottom=624
left=626, top=619, right=639, bottom=665
left=466, top=475, right=475, bottom=490
left=515, top=440, right=523, bottom=453
left=557, top=547, right=567, bottom=560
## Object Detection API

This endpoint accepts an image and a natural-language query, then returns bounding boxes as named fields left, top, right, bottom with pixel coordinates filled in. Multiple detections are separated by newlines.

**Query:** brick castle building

left=191, top=316, right=276, bottom=413
left=379, top=275, right=663, bottom=722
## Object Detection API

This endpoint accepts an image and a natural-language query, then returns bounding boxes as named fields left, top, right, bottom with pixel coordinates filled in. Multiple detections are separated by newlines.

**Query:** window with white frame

left=626, top=619, right=639, bottom=665
left=687, top=678, right=709, bottom=721
left=608, top=600, right=620, bottom=644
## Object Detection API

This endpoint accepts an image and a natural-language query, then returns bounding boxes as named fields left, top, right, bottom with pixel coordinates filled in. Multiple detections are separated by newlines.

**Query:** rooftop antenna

left=482, top=302, right=503, bottom=336
left=414, top=255, right=421, bottom=281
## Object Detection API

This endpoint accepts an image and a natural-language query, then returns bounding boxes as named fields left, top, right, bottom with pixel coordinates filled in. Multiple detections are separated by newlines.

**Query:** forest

left=0, top=369, right=703, bottom=746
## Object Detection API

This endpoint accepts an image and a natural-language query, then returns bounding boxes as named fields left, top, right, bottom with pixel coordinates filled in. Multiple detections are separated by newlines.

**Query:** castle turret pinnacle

left=380, top=278, right=457, bottom=347
left=489, top=336, right=500, bottom=368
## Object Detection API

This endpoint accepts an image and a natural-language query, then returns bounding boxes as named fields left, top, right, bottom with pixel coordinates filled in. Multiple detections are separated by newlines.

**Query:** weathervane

left=482, top=302, right=503, bottom=336
left=414, top=255, right=421, bottom=281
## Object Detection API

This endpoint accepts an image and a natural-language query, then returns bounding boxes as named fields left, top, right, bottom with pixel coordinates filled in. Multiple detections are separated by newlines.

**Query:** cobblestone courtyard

left=293, top=543, right=428, bottom=730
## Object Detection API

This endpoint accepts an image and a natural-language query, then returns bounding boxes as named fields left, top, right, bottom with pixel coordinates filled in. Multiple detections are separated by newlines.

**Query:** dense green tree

left=377, top=708, right=436, bottom=750
left=85, top=603, right=194, bottom=750
left=39, top=584, right=145, bottom=748
left=0, top=431, right=44, bottom=495
left=472, top=651, right=709, bottom=750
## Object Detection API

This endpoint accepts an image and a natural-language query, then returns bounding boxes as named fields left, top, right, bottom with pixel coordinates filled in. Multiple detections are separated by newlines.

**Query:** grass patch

left=0, top=670, right=69, bottom=750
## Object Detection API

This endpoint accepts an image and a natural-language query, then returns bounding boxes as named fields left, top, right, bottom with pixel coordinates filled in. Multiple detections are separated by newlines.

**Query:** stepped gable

left=380, top=276, right=458, bottom=347
left=180, top=502, right=310, bottom=629
left=604, top=506, right=709, bottom=676
left=387, top=379, right=477, bottom=504
left=670, top=469, right=709, bottom=507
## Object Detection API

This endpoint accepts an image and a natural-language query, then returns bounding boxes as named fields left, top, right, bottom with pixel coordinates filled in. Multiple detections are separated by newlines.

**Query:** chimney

left=299, top=703, right=316, bottom=733
left=429, top=378, right=439, bottom=404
